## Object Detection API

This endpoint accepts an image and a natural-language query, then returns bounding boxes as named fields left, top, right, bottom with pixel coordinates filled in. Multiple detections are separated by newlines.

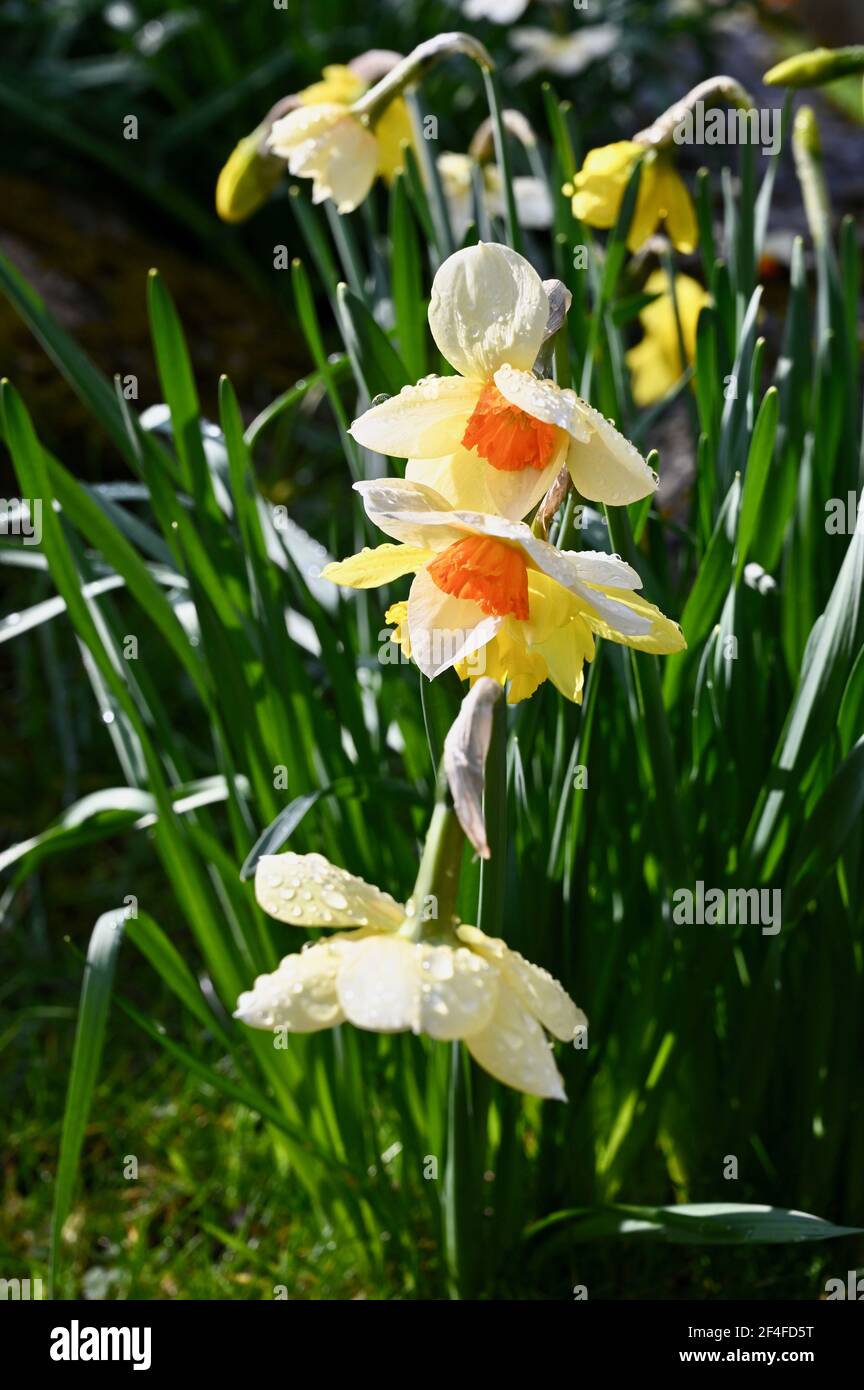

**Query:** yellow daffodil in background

left=437, top=153, right=552, bottom=242
left=267, top=61, right=413, bottom=213
left=235, top=851, right=586, bottom=1099
left=322, top=478, right=684, bottom=703
left=626, top=269, right=710, bottom=406
left=570, top=141, right=697, bottom=253
left=350, top=242, right=658, bottom=522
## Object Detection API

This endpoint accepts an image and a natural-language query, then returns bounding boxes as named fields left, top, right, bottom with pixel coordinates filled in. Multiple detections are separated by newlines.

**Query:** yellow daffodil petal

left=374, top=96, right=414, bottom=182
left=581, top=585, right=686, bottom=653
left=465, top=985, right=567, bottom=1100
left=255, top=851, right=404, bottom=930
left=656, top=165, right=698, bottom=254
left=626, top=157, right=663, bottom=250
left=321, top=543, right=433, bottom=590
left=298, top=64, right=365, bottom=106
left=565, top=399, right=658, bottom=505
left=571, top=141, right=642, bottom=227
left=350, top=376, right=482, bottom=458
left=407, top=441, right=565, bottom=523
left=626, top=334, right=678, bottom=408
left=428, top=242, right=549, bottom=381
left=384, top=599, right=411, bottom=657
left=627, top=268, right=709, bottom=406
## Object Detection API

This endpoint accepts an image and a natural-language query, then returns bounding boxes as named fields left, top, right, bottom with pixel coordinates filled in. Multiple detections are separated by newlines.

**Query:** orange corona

left=462, top=382, right=559, bottom=473
left=427, top=535, right=530, bottom=620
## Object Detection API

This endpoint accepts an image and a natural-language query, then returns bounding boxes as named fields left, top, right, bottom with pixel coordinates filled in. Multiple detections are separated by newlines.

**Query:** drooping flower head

left=267, top=60, right=413, bottom=213
left=570, top=141, right=697, bottom=254
left=322, top=478, right=685, bottom=703
left=235, top=851, right=586, bottom=1100
left=627, top=268, right=710, bottom=407
left=350, top=242, right=659, bottom=522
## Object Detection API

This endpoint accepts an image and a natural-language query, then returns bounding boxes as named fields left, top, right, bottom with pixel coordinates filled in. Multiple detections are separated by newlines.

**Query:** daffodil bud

left=215, top=126, right=286, bottom=224
left=764, top=45, right=864, bottom=88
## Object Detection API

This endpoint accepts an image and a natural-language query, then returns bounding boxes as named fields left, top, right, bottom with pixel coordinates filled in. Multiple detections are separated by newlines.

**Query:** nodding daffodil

left=322, top=478, right=685, bottom=703
left=235, top=850, right=586, bottom=1100
left=508, top=23, right=620, bottom=82
left=349, top=242, right=658, bottom=523
left=267, top=61, right=413, bottom=213
left=438, top=153, right=553, bottom=242
left=570, top=142, right=697, bottom=254
left=626, top=269, right=710, bottom=407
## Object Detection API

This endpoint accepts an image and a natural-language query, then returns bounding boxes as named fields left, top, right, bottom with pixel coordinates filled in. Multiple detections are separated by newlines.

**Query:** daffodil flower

left=438, top=153, right=553, bottom=242
left=349, top=242, right=658, bottom=523
left=627, top=268, right=710, bottom=407
left=570, top=142, right=697, bottom=254
left=235, top=850, right=585, bottom=1100
left=322, top=478, right=685, bottom=702
left=267, top=62, right=413, bottom=214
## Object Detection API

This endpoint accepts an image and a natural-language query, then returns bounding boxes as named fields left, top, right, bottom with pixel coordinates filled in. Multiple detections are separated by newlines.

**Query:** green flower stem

left=634, top=75, right=755, bottom=149
left=352, top=32, right=493, bottom=127
left=482, top=67, right=523, bottom=254
left=478, top=696, right=508, bottom=936
left=403, top=795, right=465, bottom=944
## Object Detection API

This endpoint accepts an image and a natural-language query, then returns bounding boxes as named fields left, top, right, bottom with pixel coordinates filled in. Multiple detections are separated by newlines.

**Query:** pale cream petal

left=321, top=543, right=434, bottom=590
left=315, top=121, right=379, bottom=213
left=417, top=944, right=499, bottom=1040
left=349, top=377, right=481, bottom=458
left=268, top=104, right=346, bottom=158
left=406, top=444, right=563, bottom=523
left=571, top=581, right=653, bottom=638
left=429, top=242, right=549, bottom=381
left=493, top=364, right=591, bottom=441
left=458, top=925, right=586, bottom=1042
left=566, top=402, right=658, bottom=505
left=255, top=851, right=404, bottom=930
left=407, top=569, right=501, bottom=679
left=337, top=935, right=420, bottom=1032
left=465, top=984, right=567, bottom=1100
left=519, top=532, right=642, bottom=594
left=354, top=477, right=465, bottom=549
left=234, top=940, right=346, bottom=1032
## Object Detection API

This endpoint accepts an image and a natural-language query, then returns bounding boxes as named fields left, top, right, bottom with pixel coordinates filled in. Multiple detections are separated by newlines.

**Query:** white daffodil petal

left=465, top=985, right=567, bottom=1100
left=429, top=243, right=549, bottom=381
left=350, top=377, right=482, bottom=458
left=268, top=104, right=346, bottom=157
left=458, top=925, right=585, bottom=1042
left=337, top=934, right=421, bottom=1032
left=255, top=851, right=404, bottom=930
left=407, top=569, right=501, bottom=679
left=315, top=121, right=379, bottom=213
left=417, top=944, right=499, bottom=1040
left=354, top=478, right=463, bottom=548
left=520, top=538, right=642, bottom=593
left=234, top=940, right=346, bottom=1032
left=567, top=402, right=658, bottom=505
left=493, top=364, right=591, bottom=441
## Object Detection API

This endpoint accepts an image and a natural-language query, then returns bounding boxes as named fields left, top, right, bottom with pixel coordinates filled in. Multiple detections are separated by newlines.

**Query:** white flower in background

left=437, top=152, right=553, bottom=241
left=509, top=23, right=620, bottom=82
left=463, top=0, right=531, bottom=23
left=235, top=851, right=586, bottom=1100
left=349, top=242, right=658, bottom=524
